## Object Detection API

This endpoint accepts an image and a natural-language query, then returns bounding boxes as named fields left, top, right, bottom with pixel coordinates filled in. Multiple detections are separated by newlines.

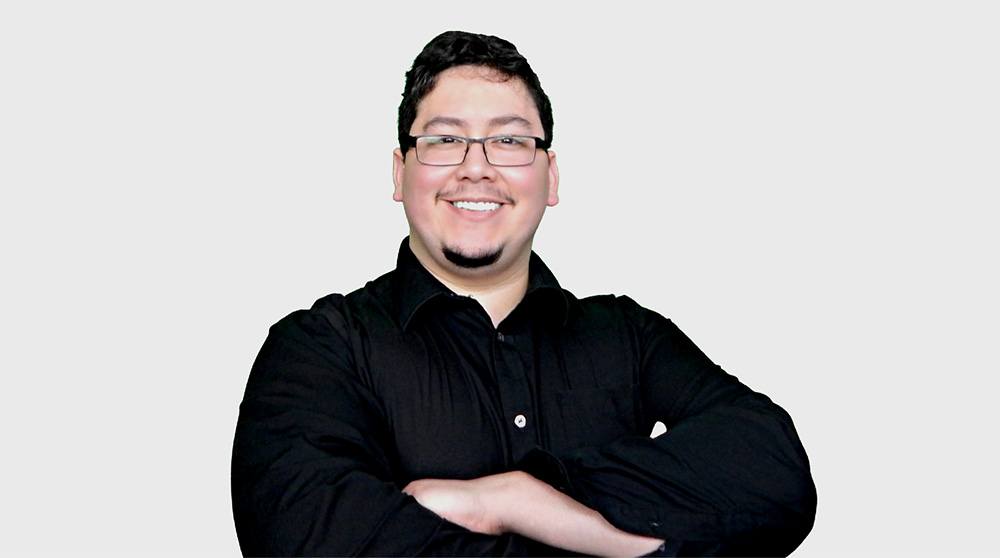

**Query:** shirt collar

left=391, top=237, right=570, bottom=331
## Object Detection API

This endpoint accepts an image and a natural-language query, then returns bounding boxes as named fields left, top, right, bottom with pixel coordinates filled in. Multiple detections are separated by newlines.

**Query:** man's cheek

left=409, top=167, right=453, bottom=188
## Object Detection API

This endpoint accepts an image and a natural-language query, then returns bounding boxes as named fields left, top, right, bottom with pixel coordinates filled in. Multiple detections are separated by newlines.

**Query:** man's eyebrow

left=421, top=115, right=535, bottom=133
left=489, top=115, right=533, bottom=130
left=422, top=116, right=466, bottom=131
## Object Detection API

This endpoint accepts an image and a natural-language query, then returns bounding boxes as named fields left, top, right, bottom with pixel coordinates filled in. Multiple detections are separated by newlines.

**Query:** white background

left=1, top=1, right=997, bottom=556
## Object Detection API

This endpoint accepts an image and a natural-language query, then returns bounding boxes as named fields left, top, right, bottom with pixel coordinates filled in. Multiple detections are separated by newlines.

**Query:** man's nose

left=456, top=140, right=497, bottom=182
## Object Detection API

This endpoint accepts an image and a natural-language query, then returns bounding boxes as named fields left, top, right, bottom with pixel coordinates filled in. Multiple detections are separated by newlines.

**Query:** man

left=232, top=31, right=816, bottom=556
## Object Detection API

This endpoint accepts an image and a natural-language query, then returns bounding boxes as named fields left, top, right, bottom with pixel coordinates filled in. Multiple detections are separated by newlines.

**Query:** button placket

left=492, top=328, right=536, bottom=461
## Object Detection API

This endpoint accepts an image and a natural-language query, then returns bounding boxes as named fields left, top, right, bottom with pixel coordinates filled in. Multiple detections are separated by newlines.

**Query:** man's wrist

left=496, top=470, right=666, bottom=557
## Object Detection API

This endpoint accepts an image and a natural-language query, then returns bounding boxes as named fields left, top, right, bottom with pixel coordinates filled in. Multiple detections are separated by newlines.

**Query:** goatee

left=443, top=245, right=502, bottom=269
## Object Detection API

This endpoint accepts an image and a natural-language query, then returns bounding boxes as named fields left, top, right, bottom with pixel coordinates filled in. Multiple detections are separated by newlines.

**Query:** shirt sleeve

left=538, top=296, right=817, bottom=556
left=231, top=299, right=535, bottom=556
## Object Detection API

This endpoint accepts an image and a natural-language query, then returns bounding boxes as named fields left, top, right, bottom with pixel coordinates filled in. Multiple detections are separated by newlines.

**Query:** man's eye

left=496, top=136, right=522, bottom=145
left=427, top=136, right=460, bottom=145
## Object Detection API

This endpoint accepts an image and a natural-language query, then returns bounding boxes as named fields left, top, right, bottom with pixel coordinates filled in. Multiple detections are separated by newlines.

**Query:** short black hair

left=397, top=31, right=553, bottom=153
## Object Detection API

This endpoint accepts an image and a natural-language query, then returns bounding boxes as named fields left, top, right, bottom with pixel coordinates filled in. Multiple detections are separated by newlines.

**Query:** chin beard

left=442, top=245, right=503, bottom=269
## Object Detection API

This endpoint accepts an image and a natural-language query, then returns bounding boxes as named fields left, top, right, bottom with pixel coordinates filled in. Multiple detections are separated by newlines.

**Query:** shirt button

left=513, top=414, right=527, bottom=428
left=496, top=331, right=505, bottom=342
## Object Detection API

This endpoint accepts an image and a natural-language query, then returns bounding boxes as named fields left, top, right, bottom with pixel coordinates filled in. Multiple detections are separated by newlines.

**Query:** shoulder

left=567, top=291, right=668, bottom=330
left=565, top=292, right=696, bottom=356
left=263, top=270, right=397, bottom=365
left=274, top=269, right=395, bottom=335
left=247, top=275, right=400, bottom=401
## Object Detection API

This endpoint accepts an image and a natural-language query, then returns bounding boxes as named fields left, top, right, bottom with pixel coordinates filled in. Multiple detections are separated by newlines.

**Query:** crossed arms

left=403, top=471, right=665, bottom=556
left=232, top=297, right=816, bottom=556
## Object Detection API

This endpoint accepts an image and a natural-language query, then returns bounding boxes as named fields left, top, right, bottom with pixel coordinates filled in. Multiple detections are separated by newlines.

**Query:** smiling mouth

left=450, top=200, right=502, bottom=212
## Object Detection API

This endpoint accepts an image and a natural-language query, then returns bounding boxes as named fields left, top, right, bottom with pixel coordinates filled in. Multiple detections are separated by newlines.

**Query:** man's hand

left=404, top=471, right=664, bottom=557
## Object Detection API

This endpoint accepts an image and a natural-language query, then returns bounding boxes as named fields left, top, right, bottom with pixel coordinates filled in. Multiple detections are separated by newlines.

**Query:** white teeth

left=451, top=200, right=501, bottom=212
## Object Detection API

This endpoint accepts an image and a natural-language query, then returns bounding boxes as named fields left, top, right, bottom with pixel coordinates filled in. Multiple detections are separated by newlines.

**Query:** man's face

left=393, top=65, right=559, bottom=277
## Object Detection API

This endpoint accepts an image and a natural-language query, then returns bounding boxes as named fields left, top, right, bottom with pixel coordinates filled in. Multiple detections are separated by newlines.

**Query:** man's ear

left=392, top=148, right=405, bottom=202
left=546, top=150, right=559, bottom=207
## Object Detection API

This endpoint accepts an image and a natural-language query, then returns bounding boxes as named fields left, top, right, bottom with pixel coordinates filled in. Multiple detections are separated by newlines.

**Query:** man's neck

left=413, top=247, right=531, bottom=329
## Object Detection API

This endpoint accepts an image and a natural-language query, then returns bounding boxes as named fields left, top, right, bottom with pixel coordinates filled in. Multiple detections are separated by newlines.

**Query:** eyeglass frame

left=404, top=134, right=552, bottom=167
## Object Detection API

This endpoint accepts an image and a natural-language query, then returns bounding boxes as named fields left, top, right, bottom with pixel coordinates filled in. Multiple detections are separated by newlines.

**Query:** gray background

left=2, top=1, right=997, bottom=555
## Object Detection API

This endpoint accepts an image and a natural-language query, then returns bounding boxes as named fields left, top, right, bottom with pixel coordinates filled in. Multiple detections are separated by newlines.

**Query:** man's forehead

left=441, top=64, right=522, bottom=85
left=412, top=66, right=541, bottom=130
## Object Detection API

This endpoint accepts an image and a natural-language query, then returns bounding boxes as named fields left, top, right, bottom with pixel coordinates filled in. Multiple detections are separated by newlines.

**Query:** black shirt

left=232, top=238, right=816, bottom=556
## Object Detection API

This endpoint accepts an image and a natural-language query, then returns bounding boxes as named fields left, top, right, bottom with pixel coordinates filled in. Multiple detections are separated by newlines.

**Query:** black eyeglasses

left=406, top=134, right=550, bottom=167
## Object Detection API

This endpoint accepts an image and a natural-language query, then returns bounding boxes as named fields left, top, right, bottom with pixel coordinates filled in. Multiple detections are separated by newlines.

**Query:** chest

left=357, top=316, right=642, bottom=481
